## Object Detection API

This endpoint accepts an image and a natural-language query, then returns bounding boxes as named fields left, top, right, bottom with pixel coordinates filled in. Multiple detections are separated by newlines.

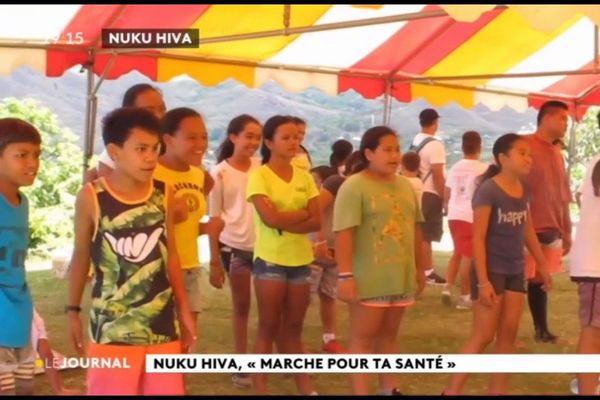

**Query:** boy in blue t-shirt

left=0, top=118, right=42, bottom=395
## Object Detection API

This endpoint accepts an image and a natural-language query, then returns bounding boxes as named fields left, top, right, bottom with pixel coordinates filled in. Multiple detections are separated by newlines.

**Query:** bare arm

left=250, top=195, right=309, bottom=230
left=414, top=223, right=426, bottom=295
left=67, top=186, right=95, bottom=354
left=524, top=211, right=546, bottom=269
left=431, top=163, right=445, bottom=199
left=316, top=188, right=335, bottom=243
left=165, top=187, right=191, bottom=317
left=335, top=228, right=354, bottom=274
left=204, top=172, right=215, bottom=195
left=285, top=196, right=321, bottom=234
left=165, top=186, right=197, bottom=350
left=562, top=200, right=573, bottom=255
left=472, top=205, right=492, bottom=286
left=444, top=186, right=451, bottom=212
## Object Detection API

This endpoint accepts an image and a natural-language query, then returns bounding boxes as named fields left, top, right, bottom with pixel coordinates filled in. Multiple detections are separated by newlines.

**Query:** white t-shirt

left=406, top=177, right=424, bottom=205
left=208, top=158, right=260, bottom=251
left=446, top=159, right=489, bottom=223
left=411, top=133, right=446, bottom=196
left=570, top=154, right=600, bottom=279
left=98, top=149, right=115, bottom=169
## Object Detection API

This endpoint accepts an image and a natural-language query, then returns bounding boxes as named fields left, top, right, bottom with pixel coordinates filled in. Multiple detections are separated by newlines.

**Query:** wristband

left=338, top=272, right=354, bottom=280
left=64, top=305, right=82, bottom=314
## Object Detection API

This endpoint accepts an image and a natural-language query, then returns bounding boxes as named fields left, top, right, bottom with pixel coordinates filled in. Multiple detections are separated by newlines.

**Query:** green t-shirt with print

left=333, top=173, right=424, bottom=300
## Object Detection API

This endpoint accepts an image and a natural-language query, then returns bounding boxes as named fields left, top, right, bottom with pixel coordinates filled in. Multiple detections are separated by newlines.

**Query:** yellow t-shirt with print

left=246, top=165, right=319, bottom=267
left=154, top=163, right=206, bottom=269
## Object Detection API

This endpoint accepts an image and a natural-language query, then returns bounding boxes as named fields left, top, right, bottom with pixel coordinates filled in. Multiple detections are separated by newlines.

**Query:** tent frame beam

left=93, top=8, right=455, bottom=49
left=91, top=49, right=600, bottom=89
left=393, top=68, right=600, bottom=83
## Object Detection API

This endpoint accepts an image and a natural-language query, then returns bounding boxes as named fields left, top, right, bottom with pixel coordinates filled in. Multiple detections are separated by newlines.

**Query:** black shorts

left=470, top=268, right=526, bottom=301
left=420, top=192, right=443, bottom=243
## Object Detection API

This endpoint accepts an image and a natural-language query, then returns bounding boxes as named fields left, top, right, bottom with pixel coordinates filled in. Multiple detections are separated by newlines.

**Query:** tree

left=0, top=98, right=83, bottom=256
left=571, top=106, right=600, bottom=194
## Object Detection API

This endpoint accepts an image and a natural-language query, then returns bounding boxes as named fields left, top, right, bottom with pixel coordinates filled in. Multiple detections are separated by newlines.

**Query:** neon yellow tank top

left=154, top=163, right=206, bottom=269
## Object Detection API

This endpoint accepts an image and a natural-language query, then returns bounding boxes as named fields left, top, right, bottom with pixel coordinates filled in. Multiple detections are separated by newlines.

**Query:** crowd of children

left=1, top=91, right=599, bottom=395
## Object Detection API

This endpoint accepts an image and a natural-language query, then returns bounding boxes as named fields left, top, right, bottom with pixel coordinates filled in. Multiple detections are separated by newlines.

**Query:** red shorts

left=525, top=241, right=564, bottom=279
left=449, top=220, right=473, bottom=258
left=86, top=341, right=184, bottom=395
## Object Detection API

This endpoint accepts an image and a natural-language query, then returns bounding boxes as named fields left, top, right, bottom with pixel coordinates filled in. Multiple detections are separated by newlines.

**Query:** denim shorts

left=253, top=257, right=311, bottom=284
left=220, top=244, right=253, bottom=275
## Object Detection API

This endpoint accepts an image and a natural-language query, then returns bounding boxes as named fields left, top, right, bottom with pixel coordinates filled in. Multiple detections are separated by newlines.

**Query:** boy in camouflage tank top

left=67, top=108, right=196, bottom=395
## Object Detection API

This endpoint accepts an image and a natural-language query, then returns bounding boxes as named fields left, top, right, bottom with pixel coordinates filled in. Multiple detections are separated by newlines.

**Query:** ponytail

left=478, top=164, right=500, bottom=185
left=217, top=114, right=260, bottom=163
left=217, top=139, right=235, bottom=163
left=478, top=133, right=524, bottom=185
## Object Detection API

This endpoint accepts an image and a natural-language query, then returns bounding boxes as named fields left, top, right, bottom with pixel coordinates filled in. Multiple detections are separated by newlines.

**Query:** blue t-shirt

left=472, top=179, right=529, bottom=275
left=0, top=192, right=33, bottom=347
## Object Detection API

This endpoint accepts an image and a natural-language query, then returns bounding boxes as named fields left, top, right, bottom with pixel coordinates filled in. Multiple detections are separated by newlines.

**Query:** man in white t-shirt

left=441, top=131, right=488, bottom=309
left=409, top=108, right=447, bottom=285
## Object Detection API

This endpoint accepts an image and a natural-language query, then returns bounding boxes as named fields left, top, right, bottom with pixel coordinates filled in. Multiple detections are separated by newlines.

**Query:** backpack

left=407, top=136, right=437, bottom=183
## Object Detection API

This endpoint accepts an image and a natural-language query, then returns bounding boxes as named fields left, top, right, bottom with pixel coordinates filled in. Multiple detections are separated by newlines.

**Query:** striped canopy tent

left=1, top=4, right=600, bottom=169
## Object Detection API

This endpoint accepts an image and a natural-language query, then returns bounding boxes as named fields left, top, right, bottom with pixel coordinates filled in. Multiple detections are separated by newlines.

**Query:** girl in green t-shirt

left=334, top=126, right=426, bottom=395
left=246, top=115, right=320, bottom=396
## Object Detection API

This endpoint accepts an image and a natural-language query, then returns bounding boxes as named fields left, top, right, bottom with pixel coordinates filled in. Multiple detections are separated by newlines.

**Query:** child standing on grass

left=68, top=108, right=196, bottom=395
left=32, top=308, right=81, bottom=395
left=209, top=114, right=262, bottom=389
left=444, top=133, right=551, bottom=395
left=400, top=151, right=424, bottom=205
left=154, top=107, right=224, bottom=332
left=247, top=115, right=321, bottom=395
left=0, top=118, right=41, bottom=395
left=570, top=153, right=600, bottom=395
left=334, top=126, right=425, bottom=395
left=441, top=131, right=488, bottom=310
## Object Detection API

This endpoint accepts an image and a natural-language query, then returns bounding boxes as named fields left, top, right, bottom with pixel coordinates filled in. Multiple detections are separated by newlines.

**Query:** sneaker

left=456, top=298, right=472, bottom=310
left=232, top=373, right=252, bottom=389
left=441, top=289, right=452, bottom=306
left=378, top=387, right=403, bottom=395
left=426, top=271, right=447, bottom=286
left=322, top=339, right=348, bottom=354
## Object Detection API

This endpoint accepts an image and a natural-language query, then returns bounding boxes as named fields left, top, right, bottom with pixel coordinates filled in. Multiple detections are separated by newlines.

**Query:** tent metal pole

left=283, top=5, right=291, bottom=35
left=595, top=24, right=599, bottom=67
left=92, top=53, right=117, bottom=97
left=567, top=106, right=578, bottom=181
left=83, top=49, right=96, bottom=183
left=383, top=79, right=391, bottom=125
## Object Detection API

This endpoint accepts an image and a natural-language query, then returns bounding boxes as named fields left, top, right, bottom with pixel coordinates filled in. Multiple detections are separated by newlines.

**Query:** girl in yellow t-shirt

left=246, top=115, right=320, bottom=396
left=154, top=107, right=224, bottom=329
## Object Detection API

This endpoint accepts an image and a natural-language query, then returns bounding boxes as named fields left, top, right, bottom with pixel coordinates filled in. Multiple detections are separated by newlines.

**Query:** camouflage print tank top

left=88, top=178, right=178, bottom=345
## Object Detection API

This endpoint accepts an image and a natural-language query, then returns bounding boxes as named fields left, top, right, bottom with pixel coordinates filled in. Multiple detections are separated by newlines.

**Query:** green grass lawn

left=30, top=252, right=580, bottom=395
